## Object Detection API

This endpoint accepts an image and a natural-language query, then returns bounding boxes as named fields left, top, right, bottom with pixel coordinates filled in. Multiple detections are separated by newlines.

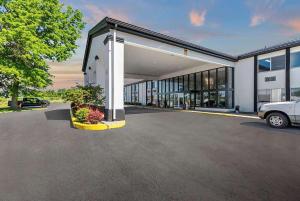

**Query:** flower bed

left=70, top=104, right=125, bottom=130
left=65, top=85, right=125, bottom=130
left=70, top=103, right=108, bottom=130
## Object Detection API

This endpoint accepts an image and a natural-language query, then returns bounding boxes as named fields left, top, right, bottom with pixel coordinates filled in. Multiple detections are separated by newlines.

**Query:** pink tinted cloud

left=286, top=19, right=300, bottom=32
left=189, top=10, right=206, bottom=27
left=84, top=4, right=130, bottom=24
left=247, top=0, right=284, bottom=27
left=250, top=15, right=267, bottom=27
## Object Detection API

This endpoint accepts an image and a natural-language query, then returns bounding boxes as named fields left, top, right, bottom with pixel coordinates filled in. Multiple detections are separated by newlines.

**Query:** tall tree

left=0, top=0, right=85, bottom=108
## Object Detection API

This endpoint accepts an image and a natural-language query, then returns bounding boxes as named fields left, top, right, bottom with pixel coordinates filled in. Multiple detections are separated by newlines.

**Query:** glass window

left=184, top=75, right=189, bottom=91
left=217, top=68, right=226, bottom=89
left=189, top=74, right=195, bottom=91
left=209, top=69, right=216, bottom=90
left=161, top=80, right=165, bottom=93
left=178, top=76, right=184, bottom=92
left=227, top=67, right=234, bottom=89
left=202, top=71, right=209, bottom=90
left=174, top=77, right=178, bottom=92
left=218, top=91, right=226, bottom=108
left=258, top=88, right=285, bottom=103
left=227, top=91, right=234, bottom=109
left=170, top=94, right=174, bottom=108
left=291, top=51, right=300, bottom=68
left=169, top=78, right=173, bottom=92
left=291, top=88, right=300, bottom=101
left=165, top=94, right=170, bottom=107
left=196, top=72, right=201, bottom=90
left=161, top=94, right=166, bottom=107
left=209, top=91, right=217, bottom=107
left=271, top=55, right=285, bottom=71
left=196, top=92, right=201, bottom=107
left=165, top=79, right=169, bottom=93
left=184, top=93, right=190, bottom=109
left=202, top=91, right=209, bottom=107
left=258, top=89, right=271, bottom=103
left=259, top=58, right=271, bottom=72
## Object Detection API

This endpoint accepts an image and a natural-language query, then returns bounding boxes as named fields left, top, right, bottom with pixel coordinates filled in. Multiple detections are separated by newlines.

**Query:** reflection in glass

left=189, top=74, right=195, bottom=91
left=196, top=72, right=201, bottom=90
left=174, top=77, right=178, bottom=92
left=259, top=59, right=271, bottom=72
left=178, top=76, right=183, bottom=92
left=184, top=93, right=190, bottom=109
left=291, top=52, right=300, bottom=68
left=291, top=88, right=300, bottom=101
left=209, top=69, right=216, bottom=90
left=202, top=71, right=209, bottom=90
left=165, top=79, right=169, bottom=93
left=184, top=75, right=189, bottom=91
left=169, top=78, right=173, bottom=92
left=227, top=67, right=233, bottom=89
left=218, top=68, right=226, bottom=89
left=209, top=91, right=217, bottom=107
left=271, top=55, right=285, bottom=71
left=196, top=93, right=201, bottom=107
left=170, top=94, right=174, bottom=107
left=218, top=91, right=226, bottom=108
left=202, top=92, right=209, bottom=107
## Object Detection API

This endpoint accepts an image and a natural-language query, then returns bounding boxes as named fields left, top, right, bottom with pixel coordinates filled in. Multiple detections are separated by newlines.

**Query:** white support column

left=103, top=34, right=125, bottom=121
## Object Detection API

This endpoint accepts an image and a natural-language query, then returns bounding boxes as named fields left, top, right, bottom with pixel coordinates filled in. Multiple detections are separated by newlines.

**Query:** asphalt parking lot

left=0, top=103, right=299, bottom=201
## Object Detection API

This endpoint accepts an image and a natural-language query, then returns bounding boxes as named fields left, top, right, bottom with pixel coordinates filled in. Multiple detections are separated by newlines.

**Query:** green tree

left=0, top=0, right=85, bottom=109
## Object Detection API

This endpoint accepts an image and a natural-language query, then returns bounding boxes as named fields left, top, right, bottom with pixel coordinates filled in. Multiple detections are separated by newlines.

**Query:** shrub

left=87, top=109, right=104, bottom=124
left=75, top=108, right=89, bottom=123
left=63, top=85, right=105, bottom=110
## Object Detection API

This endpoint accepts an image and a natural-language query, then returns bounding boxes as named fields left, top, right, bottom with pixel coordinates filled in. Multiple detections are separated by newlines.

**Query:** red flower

left=87, top=109, right=104, bottom=124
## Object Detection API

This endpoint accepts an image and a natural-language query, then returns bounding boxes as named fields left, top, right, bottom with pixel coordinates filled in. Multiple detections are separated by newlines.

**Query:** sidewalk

left=125, top=105, right=259, bottom=119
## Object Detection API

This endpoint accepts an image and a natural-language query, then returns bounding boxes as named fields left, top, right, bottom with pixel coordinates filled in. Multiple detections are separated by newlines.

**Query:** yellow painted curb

left=73, top=121, right=109, bottom=130
left=70, top=110, right=125, bottom=130
left=104, top=120, right=126, bottom=129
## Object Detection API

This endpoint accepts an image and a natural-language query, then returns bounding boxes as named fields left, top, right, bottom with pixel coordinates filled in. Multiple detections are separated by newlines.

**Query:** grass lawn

left=0, top=106, right=45, bottom=114
left=0, top=98, right=63, bottom=114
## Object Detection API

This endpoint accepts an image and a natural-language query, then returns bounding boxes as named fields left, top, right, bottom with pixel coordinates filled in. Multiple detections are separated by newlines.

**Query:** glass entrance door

left=174, top=93, right=184, bottom=109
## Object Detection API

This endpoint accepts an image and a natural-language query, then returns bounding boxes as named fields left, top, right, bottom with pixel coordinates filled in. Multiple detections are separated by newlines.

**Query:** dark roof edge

left=238, top=40, right=300, bottom=60
left=82, top=17, right=237, bottom=72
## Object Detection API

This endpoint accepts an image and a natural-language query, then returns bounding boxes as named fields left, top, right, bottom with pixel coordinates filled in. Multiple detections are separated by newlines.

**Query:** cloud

left=250, top=15, right=267, bottom=27
left=285, top=18, right=300, bottom=32
left=84, top=4, right=131, bottom=25
left=247, top=0, right=285, bottom=27
left=189, top=10, right=206, bottom=27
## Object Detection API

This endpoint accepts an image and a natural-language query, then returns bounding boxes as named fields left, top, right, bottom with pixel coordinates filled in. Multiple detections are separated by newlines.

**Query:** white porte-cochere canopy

left=82, top=18, right=236, bottom=121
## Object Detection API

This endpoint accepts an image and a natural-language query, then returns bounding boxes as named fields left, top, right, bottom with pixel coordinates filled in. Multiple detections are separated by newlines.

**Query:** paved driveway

left=0, top=104, right=299, bottom=201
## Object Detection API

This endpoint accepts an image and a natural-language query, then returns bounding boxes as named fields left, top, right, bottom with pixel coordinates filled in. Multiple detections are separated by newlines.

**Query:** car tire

left=266, top=112, right=289, bottom=129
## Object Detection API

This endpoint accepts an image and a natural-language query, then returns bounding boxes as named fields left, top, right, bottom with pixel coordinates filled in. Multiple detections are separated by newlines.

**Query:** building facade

left=82, top=17, right=300, bottom=121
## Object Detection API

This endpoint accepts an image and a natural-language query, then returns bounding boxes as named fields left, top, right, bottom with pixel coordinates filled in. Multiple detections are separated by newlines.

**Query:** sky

left=49, top=0, right=300, bottom=89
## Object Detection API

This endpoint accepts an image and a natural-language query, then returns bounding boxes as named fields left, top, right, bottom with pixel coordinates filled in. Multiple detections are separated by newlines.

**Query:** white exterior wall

left=234, top=57, right=254, bottom=112
left=85, top=33, right=109, bottom=89
left=257, top=50, right=286, bottom=91
left=257, top=70, right=286, bottom=90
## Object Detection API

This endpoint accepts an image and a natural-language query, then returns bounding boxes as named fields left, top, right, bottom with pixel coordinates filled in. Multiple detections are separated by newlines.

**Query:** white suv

left=258, top=101, right=300, bottom=128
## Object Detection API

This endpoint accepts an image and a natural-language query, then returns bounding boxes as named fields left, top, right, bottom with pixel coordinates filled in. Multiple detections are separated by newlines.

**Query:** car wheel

left=266, top=112, right=289, bottom=129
